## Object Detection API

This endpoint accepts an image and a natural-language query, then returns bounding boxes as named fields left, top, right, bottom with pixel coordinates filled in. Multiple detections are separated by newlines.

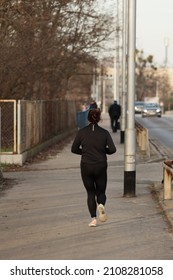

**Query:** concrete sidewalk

left=0, top=114, right=173, bottom=260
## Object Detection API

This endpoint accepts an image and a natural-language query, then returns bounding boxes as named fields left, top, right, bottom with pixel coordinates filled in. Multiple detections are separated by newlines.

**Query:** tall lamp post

left=114, top=0, right=120, bottom=103
left=164, top=37, right=169, bottom=68
left=121, top=0, right=128, bottom=144
left=124, top=0, right=136, bottom=197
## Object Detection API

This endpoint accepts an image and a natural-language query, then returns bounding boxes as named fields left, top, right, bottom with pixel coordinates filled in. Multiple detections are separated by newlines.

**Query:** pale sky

left=136, top=0, right=173, bottom=67
left=98, top=0, right=173, bottom=67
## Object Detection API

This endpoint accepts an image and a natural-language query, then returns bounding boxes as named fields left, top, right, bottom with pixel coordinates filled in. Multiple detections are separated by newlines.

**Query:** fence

left=0, top=100, right=17, bottom=153
left=0, top=99, right=77, bottom=165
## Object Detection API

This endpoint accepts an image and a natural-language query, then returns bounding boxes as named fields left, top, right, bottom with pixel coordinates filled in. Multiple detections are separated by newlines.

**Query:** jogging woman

left=71, top=108, right=116, bottom=227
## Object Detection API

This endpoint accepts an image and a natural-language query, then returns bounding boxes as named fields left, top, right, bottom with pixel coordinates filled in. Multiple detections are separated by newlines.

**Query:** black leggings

left=110, top=117, right=119, bottom=132
left=81, top=162, right=107, bottom=218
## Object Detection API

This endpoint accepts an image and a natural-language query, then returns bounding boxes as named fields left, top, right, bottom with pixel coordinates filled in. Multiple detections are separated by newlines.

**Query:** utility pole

left=114, top=0, right=120, bottom=103
left=102, top=78, right=106, bottom=113
left=124, top=0, right=136, bottom=197
left=92, top=66, right=96, bottom=101
left=120, top=0, right=128, bottom=144
left=100, top=63, right=104, bottom=112
left=95, top=67, right=99, bottom=106
left=164, top=37, right=169, bottom=68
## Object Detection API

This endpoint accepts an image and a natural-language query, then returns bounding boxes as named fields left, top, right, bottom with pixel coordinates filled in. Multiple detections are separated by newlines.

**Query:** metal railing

left=163, top=160, right=173, bottom=200
left=135, top=120, right=150, bottom=156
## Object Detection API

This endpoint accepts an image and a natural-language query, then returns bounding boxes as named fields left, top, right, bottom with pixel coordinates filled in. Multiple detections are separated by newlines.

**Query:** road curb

left=148, top=138, right=173, bottom=162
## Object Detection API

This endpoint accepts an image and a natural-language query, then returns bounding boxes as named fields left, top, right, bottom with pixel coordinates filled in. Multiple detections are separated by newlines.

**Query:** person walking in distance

left=89, top=100, right=98, bottom=109
left=108, top=100, right=121, bottom=132
left=71, top=108, right=116, bottom=227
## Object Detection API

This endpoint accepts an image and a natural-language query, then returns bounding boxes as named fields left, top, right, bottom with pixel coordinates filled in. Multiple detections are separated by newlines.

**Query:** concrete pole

left=120, top=0, right=128, bottom=144
left=113, top=45, right=117, bottom=101
left=97, top=64, right=102, bottom=108
left=102, top=79, right=106, bottom=113
left=164, top=37, right=169, bottom=68
left=95, top=69, right=99, bottom=105
left=124, top=0, right=136, bottom=197
left=100, top=64, right=104, bottom=112
left=114, top=0, right=120, bottom=103
left=92, top=67, right=96, bottom=100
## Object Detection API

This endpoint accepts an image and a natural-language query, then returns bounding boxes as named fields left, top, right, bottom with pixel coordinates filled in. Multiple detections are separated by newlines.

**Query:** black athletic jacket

left=71, top=123, right=116, bottom=164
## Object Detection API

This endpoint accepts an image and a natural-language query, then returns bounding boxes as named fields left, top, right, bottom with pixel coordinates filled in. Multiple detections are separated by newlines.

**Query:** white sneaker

left=98, top=204, right=107, bottom=222
left=88, top=218, right=97, bottom=227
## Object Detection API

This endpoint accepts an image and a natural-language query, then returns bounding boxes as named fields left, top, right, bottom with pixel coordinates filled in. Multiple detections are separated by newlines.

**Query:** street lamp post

left=121, top=0, right=128, bottom=144
left=124, top=0, right=136, bottom=197
left=164, top=37, right=169, bottom=68
left=114, top=0, right=120, bottom=103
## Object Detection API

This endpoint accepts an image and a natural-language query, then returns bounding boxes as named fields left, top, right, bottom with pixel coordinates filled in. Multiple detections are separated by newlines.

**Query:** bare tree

left=135, top=49, right=157, bottom=101
left=0, top=0, right=113, bottom=100
left=135, top=49, right=173, bottom=108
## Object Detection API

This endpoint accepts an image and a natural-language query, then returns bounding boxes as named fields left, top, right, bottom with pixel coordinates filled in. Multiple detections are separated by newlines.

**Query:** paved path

left=0, top=114, right=173, bottom=260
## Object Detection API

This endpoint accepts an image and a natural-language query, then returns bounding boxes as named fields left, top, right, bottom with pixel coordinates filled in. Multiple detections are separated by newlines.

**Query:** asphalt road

left=136, top=114, right=173, bottom=151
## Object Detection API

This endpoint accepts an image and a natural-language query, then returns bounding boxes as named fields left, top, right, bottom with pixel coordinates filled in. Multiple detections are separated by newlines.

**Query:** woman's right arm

left=106, top=133, right=116, bottom=154
left=71, top=133, right=82, bottom=155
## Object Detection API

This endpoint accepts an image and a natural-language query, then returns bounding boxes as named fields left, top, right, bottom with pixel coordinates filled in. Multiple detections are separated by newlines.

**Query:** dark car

left=135, top=101, right=145, bottom=114
left=141, top=103, right=162, bottom=118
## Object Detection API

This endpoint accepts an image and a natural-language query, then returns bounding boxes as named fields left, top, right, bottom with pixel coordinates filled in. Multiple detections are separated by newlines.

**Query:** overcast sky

left=136, top=0, right=173, bottom=67
left=98, top=0, right=173, bottom=67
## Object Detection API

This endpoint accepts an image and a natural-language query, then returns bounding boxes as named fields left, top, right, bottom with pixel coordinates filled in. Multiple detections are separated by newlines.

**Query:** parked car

left=141, top=103, right=162, bottom=118
left=135, top=101, right=145, bottom=114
